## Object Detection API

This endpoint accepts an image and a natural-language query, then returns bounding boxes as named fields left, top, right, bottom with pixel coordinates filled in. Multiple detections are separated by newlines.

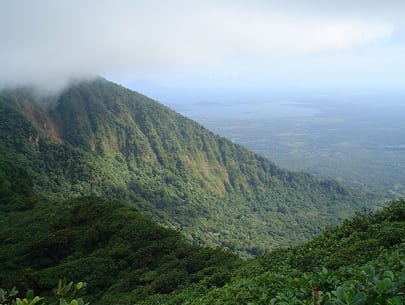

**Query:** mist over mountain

left=0, top=77, right=372, bottom=256
left=2, top=1, right=405, bottom=98
left=1, top=1, right=405, bottom=304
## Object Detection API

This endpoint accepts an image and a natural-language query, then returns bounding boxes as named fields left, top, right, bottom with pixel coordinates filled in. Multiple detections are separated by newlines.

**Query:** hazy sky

left=1, top=0, right=405, bottom=99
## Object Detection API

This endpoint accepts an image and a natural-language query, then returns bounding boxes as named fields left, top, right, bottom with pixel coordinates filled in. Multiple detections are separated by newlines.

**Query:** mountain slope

left=158, top=200, right=404, bottom=305
left=0, top=78, right=371, bottom=255
left=0, top=161, right=240, bottom=305
left=0, top=164, right=402, bottom=305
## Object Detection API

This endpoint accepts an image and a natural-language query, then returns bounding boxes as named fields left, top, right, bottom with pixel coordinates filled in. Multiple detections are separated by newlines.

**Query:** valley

left=0, top=159, right=403, bottom=304
left=1, top=1, right=404, bottom=304
left=0, top=79, right=403, bottom=305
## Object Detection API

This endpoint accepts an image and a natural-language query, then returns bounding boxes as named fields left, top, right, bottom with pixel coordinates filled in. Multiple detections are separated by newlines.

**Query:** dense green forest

left=0, top=78, right=374, bottom=255
left=0, top=80, right=403, bottom=304
left=175, top=201, right=404, bottom=305
left=0, top=160, right=240, bottom=304
left=0, top=160, right=403, bottom=305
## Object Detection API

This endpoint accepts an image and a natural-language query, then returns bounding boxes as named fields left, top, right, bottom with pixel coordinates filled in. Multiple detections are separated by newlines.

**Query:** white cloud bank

left=0, top=0, right=402, bottom=92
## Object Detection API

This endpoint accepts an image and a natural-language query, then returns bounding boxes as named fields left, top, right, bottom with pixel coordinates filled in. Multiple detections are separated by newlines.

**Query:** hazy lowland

left=166, top=91, right=405, bottom=199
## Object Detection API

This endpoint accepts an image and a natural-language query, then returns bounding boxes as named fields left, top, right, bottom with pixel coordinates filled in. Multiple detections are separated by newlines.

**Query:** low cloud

left=0, top=0, right=401, bottom=92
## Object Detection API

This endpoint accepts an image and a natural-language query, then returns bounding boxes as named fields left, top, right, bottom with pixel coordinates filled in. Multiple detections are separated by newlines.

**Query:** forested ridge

left=0, top=161, right=403, bottom=305
left=0, top=78, right=373, bottom=255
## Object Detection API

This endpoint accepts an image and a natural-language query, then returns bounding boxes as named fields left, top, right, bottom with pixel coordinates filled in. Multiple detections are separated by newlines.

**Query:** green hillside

left=0, top=161, right=240, bottom=305
left=0, top=162, right=403, bottom=305
left=0, top=197, right=242, bottom=305
left=175, top=200, right=404, bottom=305
left=0, top=78, right=372, bottom=255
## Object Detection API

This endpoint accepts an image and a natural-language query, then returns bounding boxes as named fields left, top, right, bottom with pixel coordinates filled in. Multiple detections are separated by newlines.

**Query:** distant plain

left=167, top=91, right=405, bottom=199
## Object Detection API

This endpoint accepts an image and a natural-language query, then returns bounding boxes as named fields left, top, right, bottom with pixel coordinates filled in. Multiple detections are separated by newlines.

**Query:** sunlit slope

left=0, top=78, right=370, bottom=255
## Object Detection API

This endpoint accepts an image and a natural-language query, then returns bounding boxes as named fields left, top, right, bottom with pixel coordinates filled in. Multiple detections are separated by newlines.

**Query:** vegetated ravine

left=0, top=160, right=403, bottom=305
left=0, top=77, right=372, bottom=256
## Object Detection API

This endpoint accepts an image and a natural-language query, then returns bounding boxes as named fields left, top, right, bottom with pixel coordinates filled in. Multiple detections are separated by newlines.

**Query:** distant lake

left=168, top=101, right=320, bottom=120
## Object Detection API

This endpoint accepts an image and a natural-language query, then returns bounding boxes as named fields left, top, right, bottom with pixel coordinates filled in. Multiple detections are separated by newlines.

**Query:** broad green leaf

left=336, top=287, right=349, bottom=303
left=377, top=278, right=392, bottom=293
left=388, top=296, right=404, bottom=305
left=364, top=265, right=376, bottom=282
left=383, top=271, right=395, bottom=281
left=30, top=296, right=42, bottom=305
left=60, top=299, right=69, bottom=305
left=26, top=290, right=34, bottom=300
left=351, top=292, right=366, bottom=305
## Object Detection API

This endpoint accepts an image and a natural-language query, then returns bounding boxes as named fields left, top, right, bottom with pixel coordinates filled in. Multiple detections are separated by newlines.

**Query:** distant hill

left=0, top=77, right=371, bottom=255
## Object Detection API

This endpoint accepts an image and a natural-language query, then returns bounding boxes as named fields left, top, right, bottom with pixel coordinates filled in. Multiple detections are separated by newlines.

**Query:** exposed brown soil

left=14, top=99, right=63, bottom=143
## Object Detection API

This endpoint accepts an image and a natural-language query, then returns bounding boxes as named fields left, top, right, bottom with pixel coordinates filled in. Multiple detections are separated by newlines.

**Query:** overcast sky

left=1, top=0, right=405, bottom=100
